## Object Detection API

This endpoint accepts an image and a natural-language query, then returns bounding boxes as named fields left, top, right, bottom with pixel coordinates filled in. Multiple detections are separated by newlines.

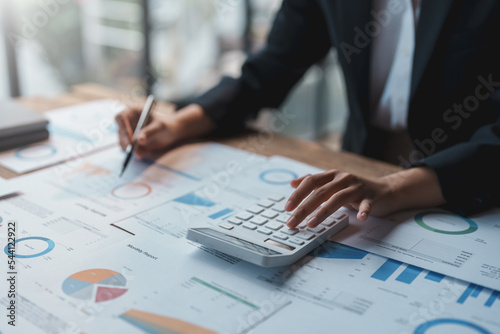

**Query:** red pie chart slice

left=96, top=286, right=128, bottom=303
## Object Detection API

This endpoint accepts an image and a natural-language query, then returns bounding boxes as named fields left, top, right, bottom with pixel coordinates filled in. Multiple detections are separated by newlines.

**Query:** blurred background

left=1, top=0, right=348, bottom=149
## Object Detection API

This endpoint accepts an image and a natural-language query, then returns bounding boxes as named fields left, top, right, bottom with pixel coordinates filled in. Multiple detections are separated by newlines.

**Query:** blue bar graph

left=209, top=208, right=234, bottom=220
left=424, top=271, right=445, bottom=283
left=396, top=265, right=424, bottom=284
left=472, top=285, right=484, bottom=298
left=457, top=283, right=477, bottom=304
left=457, top=283, right=500, bottom=308
left=371, top=259, right=402, bottom=281
left=485, top=291, right=499, bottom=307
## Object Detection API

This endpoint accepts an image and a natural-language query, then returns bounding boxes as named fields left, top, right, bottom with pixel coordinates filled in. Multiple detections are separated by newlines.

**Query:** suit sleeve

left=190, top=0, right=331, bottom=136
left=419, top=89, right=500, bottom=216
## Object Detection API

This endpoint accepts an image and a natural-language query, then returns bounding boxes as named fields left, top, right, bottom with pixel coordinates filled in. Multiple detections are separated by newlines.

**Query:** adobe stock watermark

left=5, top=220, right=18, bottom=327
left=339, top=0, right=405, bottom=63
left=398, top=73, right=500, bottom=168
left=7, top=0, right=71, bottom=47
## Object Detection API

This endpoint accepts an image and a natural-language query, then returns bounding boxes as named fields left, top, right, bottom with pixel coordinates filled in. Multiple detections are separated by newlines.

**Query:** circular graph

left=259, top=169, right=298, bottom=185
left=111, top=182, right=152, bottom=199
left=106, top=121, right=119, bottom=133
left=62, top=268, right=128, bottom=303
left=414, top=318, right=491, bottom=334
left=4, top=237, right=55, bottom=258
left=15, top=144, right=57, bottom=160
left=415, top=211, right=478, bottom=235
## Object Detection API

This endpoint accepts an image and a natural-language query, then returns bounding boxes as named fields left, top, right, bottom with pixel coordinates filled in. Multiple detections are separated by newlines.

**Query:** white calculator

left=186, top=194, right=349, bottom=267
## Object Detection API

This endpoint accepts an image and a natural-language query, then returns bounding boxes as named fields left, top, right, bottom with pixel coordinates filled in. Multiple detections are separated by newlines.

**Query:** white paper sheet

left=253, top=241, right=500, bottom=333
left=333, top=208, right=500, bottom=291
left=0, top=177, right=18, bottom=197
left=2, top=141, right=500, bottom=333
left=0, top=99, right=125, bottom=173
left=9, top=146, right=205, bottom=225
left=4, top=218, right=499, bottom=334
left=8, top=236, right=291, bottom=334
left=0, top=198, right=131, bottom=272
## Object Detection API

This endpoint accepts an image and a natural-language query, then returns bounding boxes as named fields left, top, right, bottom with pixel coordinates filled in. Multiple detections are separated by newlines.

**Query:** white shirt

left=370, top=0, right=420, bottom=131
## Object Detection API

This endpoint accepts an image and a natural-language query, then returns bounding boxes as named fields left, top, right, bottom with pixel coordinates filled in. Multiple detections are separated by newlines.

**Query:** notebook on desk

left=0, top=100, right=49, bottom=151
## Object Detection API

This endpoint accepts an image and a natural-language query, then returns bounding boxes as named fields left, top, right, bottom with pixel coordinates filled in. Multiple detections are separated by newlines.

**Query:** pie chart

left=15, top=144, right=57, bottom=160
left=259, top=169, right=298, bottom=185
left=62, top=268, right=128, bottom=303
left=111, top=182, right=152, bottom=199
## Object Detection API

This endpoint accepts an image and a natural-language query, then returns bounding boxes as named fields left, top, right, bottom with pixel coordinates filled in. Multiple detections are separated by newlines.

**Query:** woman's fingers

left=305, top=188, right=362, bottom=227
left=115, top=108, right=141, bottom=150
left=285, top=171, right=376, bottom=229
left=357, top=199, right=372, bottom=221
left=290, top=174, right=310, bottom=188
left=285, top=171, right=337, bottom=212
left=134, top=119, right=178, bottom=159
left=287, top=172, right=360, bottom=228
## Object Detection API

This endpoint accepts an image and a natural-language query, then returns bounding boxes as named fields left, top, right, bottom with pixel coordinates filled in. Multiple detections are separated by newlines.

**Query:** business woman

left=116, top=0, right=500, bottom=228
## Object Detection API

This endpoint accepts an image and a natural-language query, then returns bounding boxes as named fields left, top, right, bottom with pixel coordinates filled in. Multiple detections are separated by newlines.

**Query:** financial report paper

left=333, top=207, right=500, bottom=291
left=0, top=99, right=125, bottom=174
left=1, top=142, right=499, bottom=333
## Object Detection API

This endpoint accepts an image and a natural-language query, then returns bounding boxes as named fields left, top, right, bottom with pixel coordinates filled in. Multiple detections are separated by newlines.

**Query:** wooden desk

left=0, top=83, right=399, bottom=179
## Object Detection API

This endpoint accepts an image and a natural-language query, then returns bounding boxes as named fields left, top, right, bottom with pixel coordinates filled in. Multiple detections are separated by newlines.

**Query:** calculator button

left=272, top=234, right=288, bottom=241
left=321, top=217, right=336, bottom=227
left=257, top=199, right=274, bottom=208
left=250, top=216, right=268, bottom=226
left=276, top=214, right=289, bottom=223
left=280, top=228, right=298, bottom=236
left=236, top=212, right=253, bottom=221
left=219, top=223, right=234, bottom=230
left=268, top=194, right=285, bottom=202
left=333, top=212, right=347, bottom=220
left=296, top=231, right=315, bottom=240
left=307, top=226, right=325, bottom=234
left=297, top=222, right=308, bottom=229
left=257, top=228, right=272, bottom=235
left=271, top=202, right=286, bottom=212
left=261, top=210, right=279, bottom=219
left=265, top=221, right=283, bottom=231
left=243, top=222, right=257, bottom=230
left=246, top=205, right=264, bottom=214
left=227, top=218, right=243, bottom=225
left=289, top=238, right=305, bottom=245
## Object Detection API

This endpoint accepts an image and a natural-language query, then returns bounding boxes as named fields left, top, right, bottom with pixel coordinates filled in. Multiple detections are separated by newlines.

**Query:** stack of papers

left=0, top=100, right=49, bottom=151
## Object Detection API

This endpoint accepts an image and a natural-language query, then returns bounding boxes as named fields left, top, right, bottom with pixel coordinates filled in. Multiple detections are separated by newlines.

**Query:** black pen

left=119, top=95, right=156, bottom=177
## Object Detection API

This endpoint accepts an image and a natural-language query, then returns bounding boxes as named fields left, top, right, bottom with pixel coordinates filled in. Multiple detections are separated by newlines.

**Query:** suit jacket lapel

left=411, top=0, right=454, bottom=99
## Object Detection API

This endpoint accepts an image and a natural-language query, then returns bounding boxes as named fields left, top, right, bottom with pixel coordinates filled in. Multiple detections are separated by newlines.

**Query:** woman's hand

left=115, top=103, right=215, bottom=159
left=285, top=167, right=446, bottom=229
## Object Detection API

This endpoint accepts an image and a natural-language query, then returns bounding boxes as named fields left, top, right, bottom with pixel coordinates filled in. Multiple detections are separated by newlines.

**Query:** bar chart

left=457, top=283, right=500, bottom=308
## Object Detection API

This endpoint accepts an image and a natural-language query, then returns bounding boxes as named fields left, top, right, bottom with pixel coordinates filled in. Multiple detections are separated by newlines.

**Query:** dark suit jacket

left=192, top=0, right=500, bottom=215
